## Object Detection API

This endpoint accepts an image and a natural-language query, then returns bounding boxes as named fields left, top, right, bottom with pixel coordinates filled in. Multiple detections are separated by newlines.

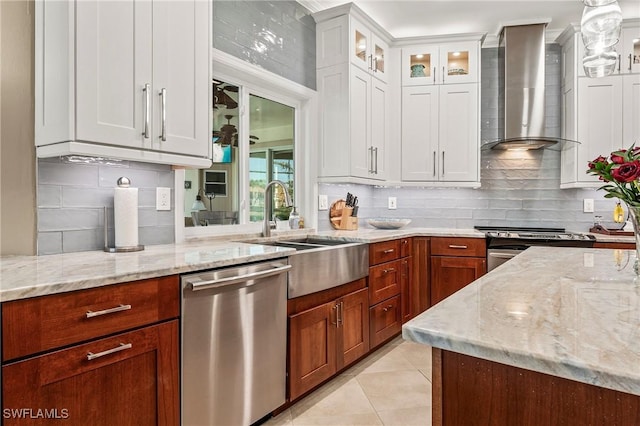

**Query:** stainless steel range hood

left=482, top=23, right=578, bottom=151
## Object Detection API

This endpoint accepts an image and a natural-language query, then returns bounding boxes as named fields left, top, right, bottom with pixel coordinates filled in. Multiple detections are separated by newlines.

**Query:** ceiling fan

left=213, top=115, right=259, bottom=146
left=213, top=82, right=238, bottom=110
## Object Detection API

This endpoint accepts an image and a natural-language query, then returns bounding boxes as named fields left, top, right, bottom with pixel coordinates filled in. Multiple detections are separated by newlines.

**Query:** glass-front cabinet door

left=350, top=17, right=388, bottom=83
left=402, top=45, right=439, bottom=86
left=439, top=42, right=478, bottom=84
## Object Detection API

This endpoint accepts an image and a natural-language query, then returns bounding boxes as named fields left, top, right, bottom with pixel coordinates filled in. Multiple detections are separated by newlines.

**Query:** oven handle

left=488, top=252, right=519, bottom=259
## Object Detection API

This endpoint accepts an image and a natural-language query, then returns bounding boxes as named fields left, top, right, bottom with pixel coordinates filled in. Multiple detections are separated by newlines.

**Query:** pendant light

left=580, top=0, right=623, bottom=77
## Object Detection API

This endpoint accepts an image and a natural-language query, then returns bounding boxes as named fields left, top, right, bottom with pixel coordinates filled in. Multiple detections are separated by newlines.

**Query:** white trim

left=176, top=48, right=318, bottom=242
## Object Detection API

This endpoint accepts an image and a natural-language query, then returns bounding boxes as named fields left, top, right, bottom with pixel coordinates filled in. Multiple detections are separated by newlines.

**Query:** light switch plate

left=583, top=198, right=594, bottom=213
left=318, top=194, right=328, bottom=210
left=388, top=197, right=397, bottom=210
left=156, top=187, right=171, bottom=211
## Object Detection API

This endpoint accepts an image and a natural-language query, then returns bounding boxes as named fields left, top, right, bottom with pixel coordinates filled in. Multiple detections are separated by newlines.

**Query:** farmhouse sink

left=258, top=237, right=368, bottom=298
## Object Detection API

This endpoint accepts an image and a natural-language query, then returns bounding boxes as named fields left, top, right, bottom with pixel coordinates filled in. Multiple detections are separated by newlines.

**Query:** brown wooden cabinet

left=430, top=237, right=486, bottom=306
left=593, top=241, right=636, bottom=249
left=368, top=238, right=413, bottom=347
left=407, top=237, right=430, bottom=319
left=1, top=276, right=180, bottom=425
left=288, top=283, right=369, bottom=401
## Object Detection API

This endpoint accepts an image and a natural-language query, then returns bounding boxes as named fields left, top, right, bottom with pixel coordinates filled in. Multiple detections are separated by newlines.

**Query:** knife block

left=329, top=200, right=359, bottom=230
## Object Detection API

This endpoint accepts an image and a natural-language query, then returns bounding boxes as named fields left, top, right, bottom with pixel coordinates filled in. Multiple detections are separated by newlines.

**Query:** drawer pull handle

left=448, top=245, right=468, bottom=249
left=382, top=268, right=396, bottom=274
left=382, top=305, right=394, bottom=312
left=86, top=304, right=132, bottom=318
left=87, top=343, right=132, bottom=361
left=402, top=240, right=408, bottom=245
left=383, top=249, right=395, bottom=254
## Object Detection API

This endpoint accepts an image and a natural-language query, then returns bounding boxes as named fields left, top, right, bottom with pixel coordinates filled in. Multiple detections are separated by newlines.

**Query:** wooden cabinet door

left=2, top=321, right=179, bottom=426
left=431, top=256, right=485, bottom=305
left=400, top=256, right=415, bottom=323
left=412, top=237, right=430, bottom=311
left=75, top=0, right=152, bottom=149
left=152, top=0, right=209, bottom=157
left=337, top=288, right=369, bottom=370
left=370, top=295, right=401, bottom=348
left=289, top=302, right=337, bottom=401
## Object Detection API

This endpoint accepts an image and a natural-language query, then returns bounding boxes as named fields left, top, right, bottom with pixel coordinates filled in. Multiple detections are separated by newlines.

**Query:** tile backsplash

left=37, top=158, right=175, bottom=255
left=213, top=0, right=316, bottom=90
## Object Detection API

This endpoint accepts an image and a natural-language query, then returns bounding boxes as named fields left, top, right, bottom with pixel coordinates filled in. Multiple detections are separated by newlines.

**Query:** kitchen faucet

left=263, top=180, right=293, bottom=237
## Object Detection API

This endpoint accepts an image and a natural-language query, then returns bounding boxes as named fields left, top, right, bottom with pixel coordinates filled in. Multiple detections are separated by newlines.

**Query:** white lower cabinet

left=401, top=83, right=478, bottom=183
left=35, top=0, right=210, bottom=168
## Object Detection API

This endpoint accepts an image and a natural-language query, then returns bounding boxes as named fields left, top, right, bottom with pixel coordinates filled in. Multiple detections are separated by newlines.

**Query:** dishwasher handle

left=189, top=263, right=291, bottom=292
left=489, top=252, right=519, bottom=259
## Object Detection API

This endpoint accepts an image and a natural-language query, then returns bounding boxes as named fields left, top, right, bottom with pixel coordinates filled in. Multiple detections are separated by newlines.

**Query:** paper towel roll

left=114, top=186, right=139, bottom=248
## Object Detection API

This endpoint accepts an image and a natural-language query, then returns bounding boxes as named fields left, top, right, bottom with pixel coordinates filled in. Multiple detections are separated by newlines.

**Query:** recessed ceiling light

left=415, top=54, right=424, bottom=59
left=452, top=51, right=461, bottom=57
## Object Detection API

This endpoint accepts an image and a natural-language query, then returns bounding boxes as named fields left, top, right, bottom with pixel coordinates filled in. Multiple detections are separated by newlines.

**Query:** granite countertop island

left=403, top=246, right=640, bottom=425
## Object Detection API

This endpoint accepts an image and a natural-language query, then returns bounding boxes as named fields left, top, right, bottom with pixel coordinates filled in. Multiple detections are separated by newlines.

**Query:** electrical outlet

left=156, top=187, right=171, bottom=211
left=583, top=198, right=594, bottom=213
left=318, top=194, right=328, bottom=210
left=388, top=197, right=397, bottom=210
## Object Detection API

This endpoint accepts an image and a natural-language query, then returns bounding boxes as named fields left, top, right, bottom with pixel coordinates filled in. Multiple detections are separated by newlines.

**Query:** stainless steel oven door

left=487, top=249, right=522, bottom=272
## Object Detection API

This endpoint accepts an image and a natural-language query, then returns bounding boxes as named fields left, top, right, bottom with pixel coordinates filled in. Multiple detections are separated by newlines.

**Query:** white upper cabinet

left=559, top=25, right=639, bottom=188
left=315, top=4, right=391, bottom=182
left=351, top=17, right=389, bottom=82
left=399, top=35, right=482, bottom=186
left=621, top=25, right=640, bottom=74
left=315, top=6, right=390, bottom=83
left=401, top=41, right=479, bottom=86
left=35, top=0, right=211, bottom=168
left=401, top=84, right=478, bottom=183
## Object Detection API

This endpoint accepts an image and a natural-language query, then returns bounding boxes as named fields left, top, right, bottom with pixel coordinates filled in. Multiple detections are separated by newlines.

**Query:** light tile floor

left=265, top=337, right=433, bottom=426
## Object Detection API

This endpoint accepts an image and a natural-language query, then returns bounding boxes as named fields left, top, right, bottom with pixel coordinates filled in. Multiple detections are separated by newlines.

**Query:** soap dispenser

left=289, top=207, right=300, bottom=229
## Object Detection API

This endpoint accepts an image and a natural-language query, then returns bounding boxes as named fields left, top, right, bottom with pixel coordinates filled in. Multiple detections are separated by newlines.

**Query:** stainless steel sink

left=257, top=237, right=369, bottom=298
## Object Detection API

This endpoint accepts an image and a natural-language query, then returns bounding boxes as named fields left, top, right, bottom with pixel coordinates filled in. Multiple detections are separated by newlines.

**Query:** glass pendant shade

left=582, top=0, right=617, bottom=6
left=581, top=1, right=623, bottom=50
left=583, top=45, right=618, bottom=77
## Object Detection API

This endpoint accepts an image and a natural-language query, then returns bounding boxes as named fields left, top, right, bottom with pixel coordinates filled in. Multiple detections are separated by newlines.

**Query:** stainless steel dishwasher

left=181, top=259, right=290, bottom=426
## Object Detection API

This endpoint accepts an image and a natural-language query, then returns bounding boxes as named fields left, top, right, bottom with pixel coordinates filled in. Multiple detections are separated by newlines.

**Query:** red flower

left=588, top=155, right=608, bottom=169
left=611, top=161, right=640, bottom=183
left=611, top=150, right=626, bottom=164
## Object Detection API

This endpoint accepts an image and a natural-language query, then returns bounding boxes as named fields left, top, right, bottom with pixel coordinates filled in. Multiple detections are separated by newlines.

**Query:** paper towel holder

left=103, top=205, right=145, bottom=253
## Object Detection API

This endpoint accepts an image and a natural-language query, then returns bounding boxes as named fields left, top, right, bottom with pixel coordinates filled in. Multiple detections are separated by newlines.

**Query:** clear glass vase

left=624, top=203, right=640, bottom=275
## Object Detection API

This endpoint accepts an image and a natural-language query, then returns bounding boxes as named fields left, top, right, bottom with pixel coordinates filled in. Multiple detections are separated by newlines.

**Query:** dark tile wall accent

left=213, top=0, right=316, bottom=89
left=37, top=158, right=175, bottom=255
left=318, top=45, right=613, bottom=232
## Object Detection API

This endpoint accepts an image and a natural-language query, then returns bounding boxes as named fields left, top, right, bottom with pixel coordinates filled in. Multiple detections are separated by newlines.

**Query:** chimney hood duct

left=482, top=23, right=579, bottom=150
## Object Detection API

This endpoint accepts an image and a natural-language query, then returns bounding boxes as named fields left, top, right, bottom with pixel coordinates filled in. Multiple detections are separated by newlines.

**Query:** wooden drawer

left=2, top=276, right=179, bottom=362
left=369, top=260, right=401, bottom=306
left=369, top=240, right=401, bottom=265
left=430, top=237, right=486, bottom=257
left=370, top=295, right=401, bottom=348
left=2, top=320, right=179, bottom=425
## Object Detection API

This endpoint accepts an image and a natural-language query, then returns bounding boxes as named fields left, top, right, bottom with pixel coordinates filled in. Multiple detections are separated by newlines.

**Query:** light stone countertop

left=0, top=227, right=481, bottom=303
left=403, top=246, right=640, bottom=396
left=0, top=226, right=634, bottom=303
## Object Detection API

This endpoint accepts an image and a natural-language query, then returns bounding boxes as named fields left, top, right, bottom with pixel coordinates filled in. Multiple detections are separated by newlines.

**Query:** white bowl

left=367, top=218, right=412, bottom=229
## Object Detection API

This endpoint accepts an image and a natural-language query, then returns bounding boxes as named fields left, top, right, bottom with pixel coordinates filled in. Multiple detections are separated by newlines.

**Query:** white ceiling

left=300, top=0, right=640, bottom=45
